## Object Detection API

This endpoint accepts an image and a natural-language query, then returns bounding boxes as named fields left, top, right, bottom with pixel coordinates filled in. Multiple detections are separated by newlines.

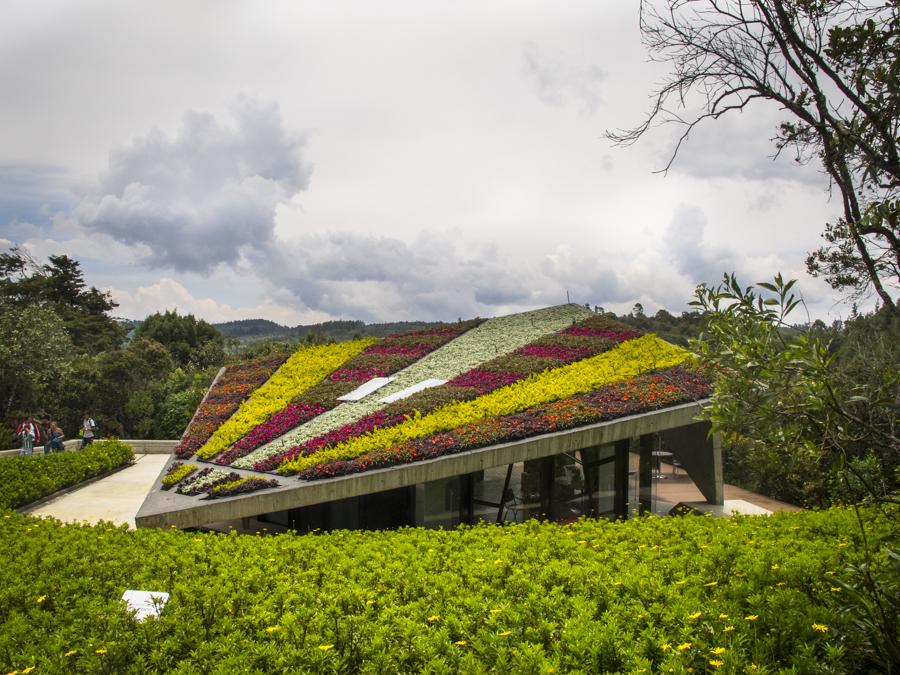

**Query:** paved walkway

left=24, top=454, right=169, bottom=528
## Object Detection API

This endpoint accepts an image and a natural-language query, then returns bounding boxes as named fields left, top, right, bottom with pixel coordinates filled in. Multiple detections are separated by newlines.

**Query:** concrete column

left=660, top=422, right=723, bottom=504
left=638, top=434, right=654, bottom=515
left=613, top=439, right=629, bottom=519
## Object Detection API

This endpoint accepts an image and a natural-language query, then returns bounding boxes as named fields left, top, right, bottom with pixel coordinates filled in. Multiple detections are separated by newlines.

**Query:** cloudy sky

left=0, top=0, right=853, bottom=324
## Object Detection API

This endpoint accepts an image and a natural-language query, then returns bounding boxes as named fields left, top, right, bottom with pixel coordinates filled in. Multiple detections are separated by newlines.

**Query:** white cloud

left=109, top=277, right=329, bottom=326
left=72, top=95, right=311, bottom=273
left=523, top=42, right=606, bottom=113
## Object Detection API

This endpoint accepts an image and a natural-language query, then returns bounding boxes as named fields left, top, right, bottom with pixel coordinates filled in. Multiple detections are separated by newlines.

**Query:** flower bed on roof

left=194, top=339, right=375, bottom=460
left=297, top=366, right=710, bottom=480
left=213, top=320, right=484, bottom=467
left=234, top=306, right=586, bottom=471
left=277, top=333, right=691, bottom=474
left=232, top=305, right=592, bottom=469
left=172, top=354, right=290, bottom=459
left=261, top=314, right=648, bottom=473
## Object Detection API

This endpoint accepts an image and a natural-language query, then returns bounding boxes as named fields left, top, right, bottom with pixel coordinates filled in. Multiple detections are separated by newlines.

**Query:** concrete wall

left=0, top=438, right=178, bottom=460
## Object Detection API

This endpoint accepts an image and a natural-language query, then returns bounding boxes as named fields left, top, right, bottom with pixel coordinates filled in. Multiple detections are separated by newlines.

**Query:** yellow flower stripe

left=196, top=338, right=375, bottom=459
left=280, top=334, right=690, bottom=473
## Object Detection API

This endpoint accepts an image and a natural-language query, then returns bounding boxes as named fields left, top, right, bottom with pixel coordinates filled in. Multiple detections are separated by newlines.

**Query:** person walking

left=80, top=413, right=96, bottom=449
left=40, top=417, right=52, bottom=454
left=49, top=420, right=65, bottom=452
left=16, top=416, right=39, bottom=456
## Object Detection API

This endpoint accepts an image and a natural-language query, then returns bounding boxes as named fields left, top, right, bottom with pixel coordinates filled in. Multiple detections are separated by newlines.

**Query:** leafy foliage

left=133, top=310, right=225, bottom=370
left=691, top=274, right=899, bottom=507
left=0, top=507, right=895, bottom=672
left=0, top=439, right=133, bottom=509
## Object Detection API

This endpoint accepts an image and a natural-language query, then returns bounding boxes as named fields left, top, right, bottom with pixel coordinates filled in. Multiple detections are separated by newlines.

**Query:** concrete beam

left=660, top=421, right=723, bottom=504
left=136, top=400, right=711, bottom=530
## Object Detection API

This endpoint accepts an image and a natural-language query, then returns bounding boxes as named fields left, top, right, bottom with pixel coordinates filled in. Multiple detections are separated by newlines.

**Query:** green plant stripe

left=234, top=304, right=593, bottom=469
left=195, top=339, right=375, bottom=460
left=279, top=334, right=690, bottom=473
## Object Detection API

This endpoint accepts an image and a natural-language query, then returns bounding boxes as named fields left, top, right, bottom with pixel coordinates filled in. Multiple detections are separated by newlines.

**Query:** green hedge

left=0, top=439, right=134, bottom=509
left=0, top=506, right=895, bottom=673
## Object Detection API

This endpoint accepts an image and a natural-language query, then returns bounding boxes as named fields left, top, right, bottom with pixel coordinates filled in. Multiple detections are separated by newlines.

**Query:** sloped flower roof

left=162, top=305, right=711, bottom=499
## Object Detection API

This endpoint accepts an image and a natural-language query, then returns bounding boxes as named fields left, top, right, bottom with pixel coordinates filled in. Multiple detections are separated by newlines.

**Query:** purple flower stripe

left=329, top=366, right=390, bottom=382
left=363, top=343, right=433, bottom=357
left=447, top=369, right=524, bottom=394
left=561, top=326, right=641, bottom=341
left=516, top=344, right=593, bottom=360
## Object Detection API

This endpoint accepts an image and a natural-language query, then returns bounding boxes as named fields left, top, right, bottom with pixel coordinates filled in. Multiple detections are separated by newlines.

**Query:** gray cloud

left=72, top=95, right=311, bottom=273
left=523, top=42, right=606, bottom=114
left=662, top=112, right=826, bottom=188
left=256, top=231, right=546, bottom=322
left=0, top=163, right=73, bottom=230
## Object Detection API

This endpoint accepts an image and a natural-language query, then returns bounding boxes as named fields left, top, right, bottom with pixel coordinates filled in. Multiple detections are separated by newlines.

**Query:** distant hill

left=213, top=318, right=450, bottom=343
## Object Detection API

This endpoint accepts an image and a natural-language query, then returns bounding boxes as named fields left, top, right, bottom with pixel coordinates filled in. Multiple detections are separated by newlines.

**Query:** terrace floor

left=653, top=463, right=800, bottom=516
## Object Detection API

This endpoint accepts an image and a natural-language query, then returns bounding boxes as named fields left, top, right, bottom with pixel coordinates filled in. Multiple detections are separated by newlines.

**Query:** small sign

left=122, top=590, right=170, bottom=622
left=337, top=376, right=396, bottom=401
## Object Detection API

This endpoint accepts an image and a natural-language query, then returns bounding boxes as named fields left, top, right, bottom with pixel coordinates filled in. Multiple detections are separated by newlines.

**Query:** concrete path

left=24, top=453, right=169, bottom=529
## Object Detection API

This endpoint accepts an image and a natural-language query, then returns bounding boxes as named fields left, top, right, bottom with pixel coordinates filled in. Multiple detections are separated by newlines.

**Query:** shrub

left=0, top=439, right=134, bottom=509
left=0, top=507, right=894, bottom=672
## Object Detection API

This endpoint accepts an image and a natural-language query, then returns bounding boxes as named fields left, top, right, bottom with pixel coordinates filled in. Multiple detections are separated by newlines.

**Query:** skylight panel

left=379, top=379, right=447, bottom=404
left=337, top=377, right=395, bottom=402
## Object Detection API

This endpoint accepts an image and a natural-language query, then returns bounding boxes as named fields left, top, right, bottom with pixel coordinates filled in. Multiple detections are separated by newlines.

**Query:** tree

left=0, top=299, right=73, bottom=438
left=690, top=273, right=899, bottom=670
left=133, top=310, right=225, bottom=369
left=0, top=247, right=123, bottom=352
left=607, top=0, right=899, bottom=312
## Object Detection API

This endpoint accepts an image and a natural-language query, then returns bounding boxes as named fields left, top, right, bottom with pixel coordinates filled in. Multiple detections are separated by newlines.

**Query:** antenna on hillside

left=566, top=290, right=570, bottom=304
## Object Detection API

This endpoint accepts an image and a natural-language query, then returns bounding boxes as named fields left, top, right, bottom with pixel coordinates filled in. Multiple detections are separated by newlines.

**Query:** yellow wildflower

left=21, top=669, right=34, bottom=675
left=710, top=647, right=726, bottom=655
left=709, top=660, right=724, bottom=668
left=688, top=611, right=702, bottom=620
left=723, top=625, right=735, bottom=633
left=64, top=650, right=77, bottom=657
left=318, top=645, right=333, bottom=651
left=677, top=642, right=692, bottom=651
left=494, top=559, right=503, bottom=565
left=745, top=615, right=758, bottom=621
left=811, top=623, right=829, bottom=633
left=718, top=613, right=728, bottom=619
left=455, top=640, right=467, bottom=647
left=660, top=643, right=672, bottom=651
left=427, top=615, right=441, bottom=623
left=366, top=600, right=375, bottom=607
left=95, top=649, right=108, bottom=655
left=771, top=564, right=780, bottom=571
left=265, top=626, right=280, bottom=633
left=36, top=595, right=46, bottom=604
left=831, top=587, right=842, bottom=592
